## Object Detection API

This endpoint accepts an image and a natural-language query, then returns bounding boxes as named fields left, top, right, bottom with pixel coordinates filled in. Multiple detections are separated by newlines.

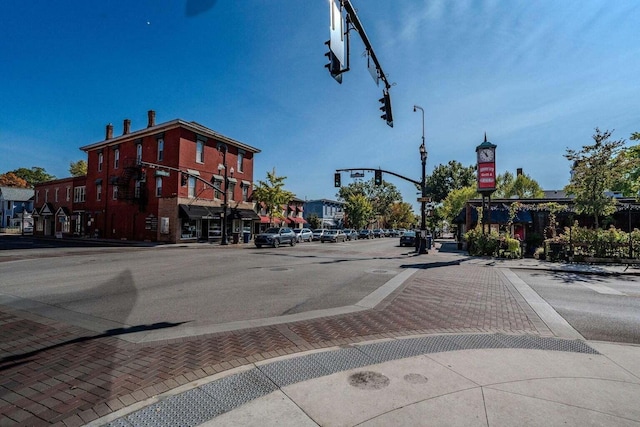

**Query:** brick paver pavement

left=0, top=254, right=550, bottom=426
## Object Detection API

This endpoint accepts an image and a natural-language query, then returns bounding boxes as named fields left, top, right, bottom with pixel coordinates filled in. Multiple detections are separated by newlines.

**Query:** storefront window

left=181, top=219, right=198, bottom=239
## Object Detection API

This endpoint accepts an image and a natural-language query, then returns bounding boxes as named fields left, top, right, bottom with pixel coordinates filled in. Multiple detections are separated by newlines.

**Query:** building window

left=45, top=189, right=49, bottom=203
left=134, top=180, right=141, bottom=198
left=228, top=181, right=236, bottom=201
left=156, top=177, right=162, bottom=197
left=114, top=148, right=120, bottom=169
left=96, top=184, right=102, bottom=201
left=237, top=150, right=244, bottom=173
left=188, top=176, right=196, bottom=198
left=136, top=143, right=142, bottom=164
left=98, top=153, right=103, bottom=171
left=55, top=188, right=59, bottom=202
left=213, top=178, right=222, bottom=199
left=242, top=185, right=249, bottom=202
left=66, top=186, right=71, bottom=201
left=113, top=186, right=119, bottom=200
left=157, top=138, right=164, bottom=162
left=36, top=190, right=39, bottom=204
left=196, top=140, right=204, bottom=163
left=74, top=186, right=86, bottom=203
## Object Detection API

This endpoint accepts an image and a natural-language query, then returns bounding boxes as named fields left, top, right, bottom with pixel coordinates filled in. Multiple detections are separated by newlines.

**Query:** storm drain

left=105, top=333, right=599, bottom=426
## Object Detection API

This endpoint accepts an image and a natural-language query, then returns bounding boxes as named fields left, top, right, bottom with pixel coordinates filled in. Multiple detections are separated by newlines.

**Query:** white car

left=312, top=229, right=327, bottom=241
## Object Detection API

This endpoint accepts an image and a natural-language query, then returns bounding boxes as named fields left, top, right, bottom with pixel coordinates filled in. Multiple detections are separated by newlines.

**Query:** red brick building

left=33, top=176, right=87, bottom=237
left=34, top=111, right=261, bottom=243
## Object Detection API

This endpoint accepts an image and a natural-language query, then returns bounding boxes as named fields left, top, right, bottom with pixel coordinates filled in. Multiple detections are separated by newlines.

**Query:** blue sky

left=1, top=1, right=639, bottom=211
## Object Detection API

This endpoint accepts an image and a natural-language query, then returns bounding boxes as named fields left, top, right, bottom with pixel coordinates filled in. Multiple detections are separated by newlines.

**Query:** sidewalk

left=92, top=335, right=640, bottom=427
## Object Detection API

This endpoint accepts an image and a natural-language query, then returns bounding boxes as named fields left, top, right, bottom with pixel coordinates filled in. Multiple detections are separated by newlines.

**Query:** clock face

left=478, top=148, right=494, bottom=162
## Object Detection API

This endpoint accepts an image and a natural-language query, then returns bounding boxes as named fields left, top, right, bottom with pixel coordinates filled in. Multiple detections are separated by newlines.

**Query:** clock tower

left=476, top=133, right=497, bottom=193
left=475, top=133, right=497, bottom=234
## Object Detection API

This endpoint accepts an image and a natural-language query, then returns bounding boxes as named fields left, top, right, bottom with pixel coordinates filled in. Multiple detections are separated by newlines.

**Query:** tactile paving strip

left=104, top=334, right=600, bottom=426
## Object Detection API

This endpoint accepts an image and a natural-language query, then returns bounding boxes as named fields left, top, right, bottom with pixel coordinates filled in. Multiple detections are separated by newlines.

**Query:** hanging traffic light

left=324, top=40, right=343, bottom=84
left=334, top=172, right=341, bottom=187
left=181, top=172, right=188, bottom=186
left=374, top=169, right=382, bottom=186
left=378, top=90, right=393, bottom=127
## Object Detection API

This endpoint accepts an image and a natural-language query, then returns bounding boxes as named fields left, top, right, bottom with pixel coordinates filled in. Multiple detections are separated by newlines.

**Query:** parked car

left=343, top=229, right=358, bottom=240
left=255, top=227, right=297, bottom=248
left=320, top=229, right=347, bottom=243
left=358, top=229, right=373, bottom=239
left=312, top=229, right=327, bottom=241
left=293, top=228, right=313, bottom=242
left=373, top=229, right=384, bottom=238
left=399, top=230, right=417, bottom=247
left=388, top=229, right=400, bottom=237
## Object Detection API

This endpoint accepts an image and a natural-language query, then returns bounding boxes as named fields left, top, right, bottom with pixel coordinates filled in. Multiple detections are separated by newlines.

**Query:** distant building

left=0, top=187, right=34, bottom=231
left=303, top=199, right=345, bottom=228
left=32, top=176, right=86, bottom=236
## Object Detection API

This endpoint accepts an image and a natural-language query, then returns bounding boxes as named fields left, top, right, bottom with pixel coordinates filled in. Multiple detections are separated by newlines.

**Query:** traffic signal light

left=181, top=173, right=188, bottom=186
left=378, top=90, right=393, bottom=127
left=334, top=172, right=341, bottom=187
left=374, top=169, right=382, bottom=186
left=324, top=40, right=343, bottom=84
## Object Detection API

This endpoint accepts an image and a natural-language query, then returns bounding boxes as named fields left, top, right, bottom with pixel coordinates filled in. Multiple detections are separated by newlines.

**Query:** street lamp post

left=218, top=144, right=229, bottom=245
left=414, top=105, right=428, bottom=254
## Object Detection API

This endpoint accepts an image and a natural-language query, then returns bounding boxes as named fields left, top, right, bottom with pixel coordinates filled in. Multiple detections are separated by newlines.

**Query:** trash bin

left=243, top=232, right=251, bottom=244
left=232, top=232, right=240, bottom=244
left=427, top=235, right=433, bottom=249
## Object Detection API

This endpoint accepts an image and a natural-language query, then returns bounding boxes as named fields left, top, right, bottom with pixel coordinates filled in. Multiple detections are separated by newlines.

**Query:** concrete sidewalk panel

left=281, top=355, right=478, bottom=427
left=589, top=342, right=640, bottom=380
left=426, top=349, right=638, bottom=385
left=199, top=391, right=317, bottom=427
left=488, top=377, right=640, bottom=421
left=483, top=387, right=638, bottom=427
left=359, top=387, right=487, bottom=427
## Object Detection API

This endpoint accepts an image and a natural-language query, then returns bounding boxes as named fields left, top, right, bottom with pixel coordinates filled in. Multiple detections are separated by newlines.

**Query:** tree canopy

left=6, top=167, right=55, bottom=187
left=425, top=160, right=476, bottom=203
left=494, top=171, right=544, bottom=199
left=252, top=168, right=294, bottom=225
left=337, top=178, right=402, bottom=226
left=69, top=160, right=87, bottom=177
left=344, top=193, right=373, bottom=230
left=0, top=172, right=29, bottom=188
left=564, top=128, right=637, bottom=228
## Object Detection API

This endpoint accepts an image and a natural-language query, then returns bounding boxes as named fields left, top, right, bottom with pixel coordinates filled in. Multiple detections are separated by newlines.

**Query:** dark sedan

left=399, top=230, right=417, bottom=247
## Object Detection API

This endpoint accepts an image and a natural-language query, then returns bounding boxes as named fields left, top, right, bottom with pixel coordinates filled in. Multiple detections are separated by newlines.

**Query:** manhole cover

left=269, top=267, right=290, bottom=272
left=348, top=371, right=390, bottom=390
left=404, top=373, right=428, bottom=384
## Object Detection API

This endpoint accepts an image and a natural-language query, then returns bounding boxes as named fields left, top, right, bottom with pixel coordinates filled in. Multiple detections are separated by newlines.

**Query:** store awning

left=179, top=204, right=223, bottom=220
left=452, top=208, right=533, bottom=224
left=287, top=217, right=305, bottom=224
left=229, top=209, right=260, bottom=220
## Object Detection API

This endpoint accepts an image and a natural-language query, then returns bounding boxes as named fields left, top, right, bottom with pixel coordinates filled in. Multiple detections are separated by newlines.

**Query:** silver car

left=312, top=229, right=327, bottom=241
left=294, top=228, right=313, bottom=242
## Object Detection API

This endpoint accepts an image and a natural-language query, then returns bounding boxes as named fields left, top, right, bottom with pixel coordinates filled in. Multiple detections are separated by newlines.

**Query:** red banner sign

left=477, top=162, right=496, bottom=190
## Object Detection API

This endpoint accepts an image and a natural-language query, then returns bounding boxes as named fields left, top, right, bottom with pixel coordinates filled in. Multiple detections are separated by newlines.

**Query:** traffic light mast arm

left=335, top=168, right=421, bottom=186
left=341, top=0, right=391, bottom=91
left=139, top=160, right=221, bottom=192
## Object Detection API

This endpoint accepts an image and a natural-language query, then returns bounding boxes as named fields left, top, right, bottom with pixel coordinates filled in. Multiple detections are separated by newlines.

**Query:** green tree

left=610, top=132, right=640, bottom=196
left=337, top=178, right=401, bottom=220
left=387, top=201, right=414, bottom=229
left=564, top=128, right=636, bottom=228
left=494, top=171, right=544, bottom=199
left=252, top=168, right=294, bottom=226
left=307, top=213, right=321, bottom=229
left=441, top=185, right=479, bottom=224
left=344, top=194, right=374, bottom=230
left=69, top=160, right=87, bottom=176
left=425, top=161, right=476, bottom=203
left=8, top=167, right=55, bottom=187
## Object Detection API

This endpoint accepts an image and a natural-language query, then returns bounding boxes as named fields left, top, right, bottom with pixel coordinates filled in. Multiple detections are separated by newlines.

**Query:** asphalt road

left=0, top=236, right=419, bottom=340
left=512, top=269, right=640, bottom=344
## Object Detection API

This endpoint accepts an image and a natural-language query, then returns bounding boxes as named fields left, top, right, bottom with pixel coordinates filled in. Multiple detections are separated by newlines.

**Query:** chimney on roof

left=105, top=123, right=114, bottom=140
left=517, top=168, right=523, bottom=176
left=123, top=119, right=131, bottom=135
left=147, top=110, right=156, bottom=128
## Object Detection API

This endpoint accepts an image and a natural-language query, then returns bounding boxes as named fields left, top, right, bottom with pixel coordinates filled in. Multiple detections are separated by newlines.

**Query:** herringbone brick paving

left=0, top=259, right=549, bottom=426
